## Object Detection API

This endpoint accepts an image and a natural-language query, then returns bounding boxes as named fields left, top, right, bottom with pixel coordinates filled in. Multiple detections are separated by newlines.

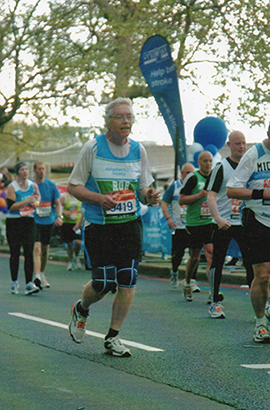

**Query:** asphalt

left=0, top=242, right=249, bottom=286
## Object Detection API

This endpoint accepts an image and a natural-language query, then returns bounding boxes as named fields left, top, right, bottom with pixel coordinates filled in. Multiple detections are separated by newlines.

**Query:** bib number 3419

left=106, top=190, right=137, bottom=215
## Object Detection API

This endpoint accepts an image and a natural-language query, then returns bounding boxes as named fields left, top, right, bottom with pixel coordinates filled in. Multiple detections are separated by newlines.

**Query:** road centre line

left=7, top=312, right=270, bottom=370
left=241, top=364, right=270, bottom=369
left=8, top=312, right=164, bottom=352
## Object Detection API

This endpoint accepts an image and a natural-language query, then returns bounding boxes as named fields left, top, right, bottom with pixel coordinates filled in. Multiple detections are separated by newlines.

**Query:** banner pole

left=140, top=35, right=187, bottom=169
left=174, top=126, right=179, bottom=181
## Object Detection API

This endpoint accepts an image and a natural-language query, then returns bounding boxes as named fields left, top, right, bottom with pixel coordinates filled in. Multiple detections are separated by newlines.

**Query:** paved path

left=0, top=243, right=249, bottom=286
left=1, top=254, right=266, bottom=410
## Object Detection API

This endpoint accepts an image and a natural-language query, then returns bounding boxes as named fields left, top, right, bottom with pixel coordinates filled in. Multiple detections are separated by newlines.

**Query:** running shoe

left=225, top=257, right=239, bottom=266
left=191, top=279, right=201, bottom=293
left=25, top=281, right=40, bottom=295
left=74, top=258, right=82, bottom=270
left=104, top=336, right=131, bottom=357
left=182, top=279, right=193, bottom=302
left=41, top=273, right=50, bottom=288
left=264, top=302, right=270, bottom=323
left=67, top=261, right=74, bottom=271
left=253, top=324, right=270, bottom=343
left=34, top=275, right=43, bottom=290
left=10, top=280, right=19, bottom=294
left=169, top=272, right=179, bottom=288
left=209, top=302, right=225, bottom=319
left=68, top=300, right=88, bottom=343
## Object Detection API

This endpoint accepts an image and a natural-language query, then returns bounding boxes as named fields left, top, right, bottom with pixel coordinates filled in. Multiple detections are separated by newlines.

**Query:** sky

left=1, top=46, right=268, bottom=150
left=2, top=0, right=268, bottom=150
left=133, top=91, right=268, bottom=147
left=70, top=82, right=268, bottom=148
left=58, top=64, right=268, bottom=148
left=1, top=62, right=267, bottom=150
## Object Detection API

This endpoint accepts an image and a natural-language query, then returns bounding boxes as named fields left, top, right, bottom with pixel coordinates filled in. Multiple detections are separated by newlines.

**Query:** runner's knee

left=117, top=260, right=138, bottom=288
left=91, top=266, right=117, bottom=295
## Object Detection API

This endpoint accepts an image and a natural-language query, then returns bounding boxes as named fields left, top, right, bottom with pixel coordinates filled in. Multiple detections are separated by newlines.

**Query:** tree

left=0, top=120, right=89, bottom=160
left=0, top=0, right=270, bottom=150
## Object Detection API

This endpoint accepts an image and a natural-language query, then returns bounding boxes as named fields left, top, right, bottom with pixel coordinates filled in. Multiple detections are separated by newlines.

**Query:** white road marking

left=243, top=344, right=264, bottom=348
left=241, top=364, right=270, bottom=369
left=8, top=312, right=164, bottom=352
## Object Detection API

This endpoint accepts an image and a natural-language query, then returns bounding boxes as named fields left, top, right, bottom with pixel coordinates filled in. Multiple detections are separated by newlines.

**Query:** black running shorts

left=242, top=208, right=270, bottom=264
left=185, top=223, right=213, bottom=249
left=35, top=223, right=54, bottom=245
left=84, top=217, right=143, bottom=270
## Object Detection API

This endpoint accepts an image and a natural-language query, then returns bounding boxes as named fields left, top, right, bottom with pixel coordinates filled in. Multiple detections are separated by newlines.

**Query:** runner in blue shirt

left=161, top=162, right=201, bottom=292
left=33, top=161, right=62, bottom=289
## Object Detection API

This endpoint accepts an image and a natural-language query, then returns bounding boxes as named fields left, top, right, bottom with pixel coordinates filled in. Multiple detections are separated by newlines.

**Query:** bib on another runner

left=200, top=201, right=212, bottom=220
left=230, top=199, right=241, bottom=219
left=36, top=201, right=52, bottom=217
left=19, top=205, right=35, bottom=217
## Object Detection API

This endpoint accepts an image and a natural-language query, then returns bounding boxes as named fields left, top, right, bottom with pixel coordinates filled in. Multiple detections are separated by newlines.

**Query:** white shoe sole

left=104, top=348, right=131, bottom=357
left=209, top=313, right=225, bottom=319
left=25, top=288, right=39, bottom=295
left=68, top=323, right=85, bottom=344
left=253, top=336, right=270, bottom=343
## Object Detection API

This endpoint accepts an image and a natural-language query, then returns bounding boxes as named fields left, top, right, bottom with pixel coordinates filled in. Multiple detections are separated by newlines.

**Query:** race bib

left=19, top=205, right=35, bottom=217
left=36, top=201, right=51, bottom=217
left=106, top=190, right=137, bottom=215
left=68, top=208, right=79, bottom=221
left=200, top=201, right=211, bottom=220
left=263, top=179, right=270, bottom=205
left=263, top=179, right=270, bottom=188
left=230, top=199, right=241, bottom=219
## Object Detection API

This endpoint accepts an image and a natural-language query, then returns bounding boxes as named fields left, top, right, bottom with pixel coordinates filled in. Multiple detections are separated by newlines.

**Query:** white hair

left=104, top=97, right=134, bottom=122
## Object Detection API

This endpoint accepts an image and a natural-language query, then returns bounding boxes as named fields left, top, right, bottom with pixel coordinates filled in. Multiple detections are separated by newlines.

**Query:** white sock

left=256, top=316, right=267, bottom=327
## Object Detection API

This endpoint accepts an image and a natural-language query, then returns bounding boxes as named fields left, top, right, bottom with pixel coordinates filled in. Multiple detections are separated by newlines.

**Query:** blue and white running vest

left=7, top=180, right=35, bottom=218
left=84, top=134, right=142, bottom=225
left=162, top=179, right=186, bottom=229
left=227, top=142, right=270, bottom=227
left=244, top=143, right=270, bottom=225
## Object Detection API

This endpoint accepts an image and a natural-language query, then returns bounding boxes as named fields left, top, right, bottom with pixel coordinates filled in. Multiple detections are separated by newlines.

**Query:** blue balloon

left=193, top=150, right=203, bottom=165
left=204, top=143, right=218, bottom=157
left=194, top=117, right=228, bottom=150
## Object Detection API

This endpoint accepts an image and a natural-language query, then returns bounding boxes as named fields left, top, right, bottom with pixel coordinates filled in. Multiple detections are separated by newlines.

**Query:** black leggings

left=6, top=217, right=36, bottom=283
left=171, top=229, right=198, bottom=278
left=209, top=224, right=254, bottom=302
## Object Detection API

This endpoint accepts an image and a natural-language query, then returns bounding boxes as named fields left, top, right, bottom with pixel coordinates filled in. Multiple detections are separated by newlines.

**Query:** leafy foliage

left=0, top=0, right=270, bottom=152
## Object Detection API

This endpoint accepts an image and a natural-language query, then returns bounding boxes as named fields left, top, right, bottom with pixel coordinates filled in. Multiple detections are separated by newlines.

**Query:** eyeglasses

left=110, top=114, right=135, bottom=121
